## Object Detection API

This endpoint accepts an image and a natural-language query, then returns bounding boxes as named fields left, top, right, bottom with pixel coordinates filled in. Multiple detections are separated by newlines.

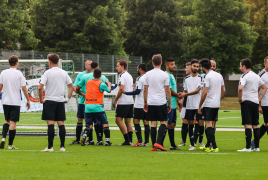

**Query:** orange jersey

left=85, top=79, right=104, bottom=104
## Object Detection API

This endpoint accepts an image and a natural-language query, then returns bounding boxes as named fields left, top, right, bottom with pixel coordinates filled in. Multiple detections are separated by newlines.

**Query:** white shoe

left=198, top=142, right=204, bottom=147
left=189, top=146, right=196, bottom=150
left=60, top=147, right=65, bottom=152
left=144, top=143, right=149, bottom=147
left=42, top=147, right=54, bottom=152
left=7, top=145, right=18, bottom=149
left=237, top=148, right=251, bottom=152
left=252, top=148, right=260, bottom=152
left=0, top=138, right=6, bottom=149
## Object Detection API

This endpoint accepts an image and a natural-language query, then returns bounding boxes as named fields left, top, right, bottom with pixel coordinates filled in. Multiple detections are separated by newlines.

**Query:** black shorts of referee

left=241, top=101, right=259, bottom=125
left=42, top=100, right=66, bottom=121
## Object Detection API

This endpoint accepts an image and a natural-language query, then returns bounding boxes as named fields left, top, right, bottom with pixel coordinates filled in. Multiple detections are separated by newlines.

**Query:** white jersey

left=40, top=67, right=72, bottom=102
left=259, top=69, right=268, bottom=106
left=183, top=74, right=202, bottom=109
left=117, top=71, right=134, bottom=105
left=0, top=68, right=26, bottom=106
left=144, top=68, right=170, bottom=105
left=134, top=74, right=146, bottom=108
left=203, top=70, right=224, bottom=108
left=240, top=71, right=264, bottom=104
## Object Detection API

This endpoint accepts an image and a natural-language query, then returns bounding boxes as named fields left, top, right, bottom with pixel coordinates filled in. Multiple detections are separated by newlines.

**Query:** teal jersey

left=201, top=73, right=205, bottom=77
left=165, top=71, right=177, bottom=109
left=84, top=80, right=110, bottom=113
left=74, top=71, right=88, bottom=104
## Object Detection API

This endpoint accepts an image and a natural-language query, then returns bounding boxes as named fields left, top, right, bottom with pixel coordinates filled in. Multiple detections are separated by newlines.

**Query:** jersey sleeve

left=183, top=79, right=187, bottom=91
left=144, top=74, right=148, bottom=86
left=99, top=82, right=110, bottom=93
left=0, top=74, right=2, bottom=84
left=73, top=73, right=81, bottom=87
left=164, top=74, right=170, bottom=86
left=239, top=76, right=246, bottom=86
left=20, top=73, right=27, bottom=87
left=65, top=73, right=72, bottom=85
left=40, top=71, right=47, bottom=85
left=258, top=76, right=265, bottom=86
left=221, top=76, right=225, bottom=86
left=78, top=76, right=85, bottom=88
left=101, top=75, right=108, bottom=85
left=203, top=76, right=210, bottom=88
left=118, top=75, right=125, bottom=85
left=136, top=80, right=143, bottom=90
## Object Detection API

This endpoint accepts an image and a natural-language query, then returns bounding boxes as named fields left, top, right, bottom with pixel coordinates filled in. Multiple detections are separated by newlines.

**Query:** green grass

left=0, top=131, right=268, bottom=179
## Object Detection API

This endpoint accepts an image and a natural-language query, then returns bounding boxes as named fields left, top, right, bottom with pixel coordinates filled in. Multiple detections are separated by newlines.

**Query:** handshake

left=177, top=92, right=187, bottom=99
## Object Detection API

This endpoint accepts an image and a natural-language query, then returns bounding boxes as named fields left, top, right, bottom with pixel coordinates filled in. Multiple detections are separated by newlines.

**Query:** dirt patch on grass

left=220, top=97, right=241, bottom=110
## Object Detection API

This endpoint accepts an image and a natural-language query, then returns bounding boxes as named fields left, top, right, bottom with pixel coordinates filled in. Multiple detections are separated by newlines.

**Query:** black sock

left=207, top=127, right=217, bottom=149
left=194, top=124, right=199, bottom=144
left=103, top=127, right=110, bottom=142
left=253, top=128, right=260, bottom=148
left=59, top=125, right=66, bottom=148
left=76, top=123, right=82, bottom=141
left=8, top=130, right=16, bottom=145
left=82, top=127, right=91, bottom=139
left=168, top=128, right=176, bottom=147
left=198, top=125, right=204, bottom=143
left=181, top=123, right=188, bottom=143
left=128, top=131, right=133, bottom=143
left=205, top=128, right=210, bottom=147
left=151, top=127, right=157, bottom=147
left=94, top=124, right=99, bottom=141
left=252, top=124, right=267, bottom=143
left=213, top=128, right=216, bottom=134
left=134, top=124, right=142, bottom=143
left=144, top=125, right=150, bottom=144
left=2, top=123, right=9, bottom=138
left=48, top=125, right=54, bottom=149
left=88, top=128, right=93, bottom=141
left=99, top=125, right=103, bottom=142
left=123, top=133, right=130, bottom=143
left=245, top=128, right=252, bottom=149
left=161, top=129, right=168, bottom=146
left=156, top=124, right=167, bottom=144
left=188, top=125, right=194, bottom=146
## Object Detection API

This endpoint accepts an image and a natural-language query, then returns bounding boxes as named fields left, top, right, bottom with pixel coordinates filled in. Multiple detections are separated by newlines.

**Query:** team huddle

left=0, top=54, right=268, bottom=152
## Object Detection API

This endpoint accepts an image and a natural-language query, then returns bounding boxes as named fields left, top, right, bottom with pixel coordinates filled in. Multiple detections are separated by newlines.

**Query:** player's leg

left=251, top=103, right=260, bottom=151
left=57, top=121, right=66, bottom=151
left=150, top=121, right=157, bottom=151
left=54, top=101, right=67, bottom=151
left=125, top=105, right=134, bottom=144
left=185, top=109, right=195, bottom=150
left=133, top=118, right=144, bottom=146
left=44, top=120, right=55, bottom=152
left=179, top=107, right=188, bottom=146
left=163, top=109, right=174, bottom=147
left=143, top=120, right=150, bottom=146
left=0, top=120, right=10, bottom=149
left=70, top=104, right=84, bottom=145
left=193, top=118, right=199, bottom=144
left=96, top=111, right=113, bottom=146
left=168, top=110, right=179, bottom=150
left=81, top=113, right=94, bottom=146
left=198, top=120, right=205, bottom=147
left=116, top=105, right=131, bottom=145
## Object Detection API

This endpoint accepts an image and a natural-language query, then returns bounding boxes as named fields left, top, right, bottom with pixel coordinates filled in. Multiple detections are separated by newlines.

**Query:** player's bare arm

left=76, top=85, right=86, bottom=98
left=198, top=87, right=208, bottom=114
left=38, top=83, right=45, bottom=104
left=65, top=83, right=74, bottom=103
left=238, top=85, right=243, bottom=103
left=221, top=85, right=225, bottom=100
left=170, top=89, right=181, bottom=97
left=143, top=85, right=149, bottom=112
left=113, top=84, right=124, bottom=108
left=22, top=86, right=30, bottom=110
left=165, top=85, right=171, bottom=113
left=259, top=83, right=267, bottom=102
left=0, top=84, right=3, bottom=93
left=179, top=88, right=201, bottom=98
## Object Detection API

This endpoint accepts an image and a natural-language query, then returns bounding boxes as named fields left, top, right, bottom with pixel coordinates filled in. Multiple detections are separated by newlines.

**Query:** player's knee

left=77, top=118, right=83, bottom=123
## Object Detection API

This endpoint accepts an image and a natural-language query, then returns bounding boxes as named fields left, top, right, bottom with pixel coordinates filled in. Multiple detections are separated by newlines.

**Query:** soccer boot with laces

left=119, top=141, right=131, bottom=146
left=69, top=140, right=80, bottom=145
left=170, top=146, right=181, bottom=150
left=154, top=143, right=167, bottom=151
left=237, top=148, right=251, bottom=152
left=105, top=141, right=114, bottom=146
left=132, top=142, right=144, bottom=147
left=178, top=142, right=186, bottom=146
left=85, top=140, right=95, bottom=145
left=0, top=138, right=6, bottom=149
left=7, top=145, right=18, bottom=150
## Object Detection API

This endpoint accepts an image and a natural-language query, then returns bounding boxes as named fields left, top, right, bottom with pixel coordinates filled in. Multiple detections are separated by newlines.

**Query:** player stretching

left=237, top=59, right=267, bottom=152
left=0, top=55, right=30, bottom=149
left=122, top=63, right=150, bottom=146
left=70, top=60, right=93, bottom=145
left=113, top=60, right=134, bottom=145
left=144, top=54, right=171, bottom=151
left=39, top=54, right=74, bottom=152
left=79, top=69, right=114, bottom=146
left=179, top=59, right=202, bottom=150
left=198, top=58, right=225, bottom=152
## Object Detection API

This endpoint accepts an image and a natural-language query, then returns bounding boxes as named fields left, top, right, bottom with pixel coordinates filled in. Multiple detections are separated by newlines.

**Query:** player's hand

left=26, top=101, right=30, bottom=110
left=178, top=100, right=183, bottom=112
left=259, top=106, right=263, bottom=114
left=121, top=89, right=126, bottom=94
left=198, top=108, right=202, bottom=115
left=113, top=100, right=117, bottom=108
left=40, top=99, right=46, bottom=104
left=132, top=84, right=136, bottom=88
left=167, top=104, right=171, bottom=113
left=179, top=93, right=187, bottom=98
left=107, top=82, right=112, bottom=86
left=144, top=103, right=148, bottom=112
left=177, top=92, right=182, bottom=97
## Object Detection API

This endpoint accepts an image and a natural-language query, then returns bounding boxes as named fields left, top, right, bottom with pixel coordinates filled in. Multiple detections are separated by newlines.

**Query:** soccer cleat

left=199, top=147, right=210, bottom=151
left=69, top=140, right=80, bottom=145
left=178, top=142, right=186, bottom=146
left=237, top=148, right=251, bottom=152
left=252, top=148, right=260, bottom=152
left=7, top=145, right=18, bottom=150
left=198, top=142, right=205, bottom=147
left=154, top=143, right=167, bottom=151
left=80, top=137, right=86, bottom=146
left=85, top=140, right=95, bottom=145
left=170, top=146, right=181, bottom=150
left=119, top=141, right=131, bottom=146
left=209, top=148, right=219, bottom=152
left=132, top=142, right=144, bottom=147
left=189, top=146, right=196, bottom=150
left=251, top=140, right=255, bottom=150
left=96, top=141, right=104, bottom=146
left=151, top=147, right=159, bottom=151
left=42, top=147, right=54, bottom=152
left=144, top=143, right=149, bottom=147
left=0, top=138, right=6, bottom=149
left=105, top=141, right=114, bottom=146
left=60, top=147, right=65, bottom=152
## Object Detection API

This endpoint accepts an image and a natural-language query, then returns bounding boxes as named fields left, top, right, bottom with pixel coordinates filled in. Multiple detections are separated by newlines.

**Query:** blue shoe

left=251, top=140, right=255, bottom=150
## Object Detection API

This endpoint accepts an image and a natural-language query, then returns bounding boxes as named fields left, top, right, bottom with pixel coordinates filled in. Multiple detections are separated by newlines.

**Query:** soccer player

left=237, top=59, right=267, bottom=152
left=179, top=59, right=202, bottom=150
left=39, top=54, right=74, bottom=152
left=70, top=60, right=93, bottom=145
left=198, top=58, right=225, bottom=152
left=79, top=69, right=114, bottom=146
left=251, top=56, right=268, bottom=149
left=0, top=55, right=30, bottom=149
left=76, top=61, right=109, bottom=145
left=144, top=54, right=171, bottom=151
left=113, top=60, right=134, bottom=145
left=179, top=62, right=191, bottom=146
left=122, top=63, right=150, bottom=146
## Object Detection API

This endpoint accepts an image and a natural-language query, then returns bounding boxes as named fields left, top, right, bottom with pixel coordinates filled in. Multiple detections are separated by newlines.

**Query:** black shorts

left=133, top=108, right=147, bottom=120
left=42, top=100, right=66, bottom=121
left=3, top=105, right=20, bottom=122
left=147, top=104, right=167, bottom=121
left=116, top=104, right=133, bottom=118
left=85, top=112, right=108, bottom=127
left=262, top=106, right=268, bottom=124
left=77, top=104, right=85, bottom=119
left=167, top=109, right=177, bottom=124
left=201, top=107, right=219, bottom=121
left=241, top=101, right=259, bottom=125
left=185, top=109, right=201, bottom=121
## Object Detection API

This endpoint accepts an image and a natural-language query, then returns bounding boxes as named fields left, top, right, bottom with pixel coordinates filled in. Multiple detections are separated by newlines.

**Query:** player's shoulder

left=184, top=75, right=190, bottom=81
left=241, top=71, right=250, bottom=78
left=16, top=69, right=25, bottom=77
left=119, top=71, right=126, bottom=78
left=258, top=69, right=266, bottom=77
left=136, top=74, right=146, bottom=81
left=42, top=68, right=51, bottom=75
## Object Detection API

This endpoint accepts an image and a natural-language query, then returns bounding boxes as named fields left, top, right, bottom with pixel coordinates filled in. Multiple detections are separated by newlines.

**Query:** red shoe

left=132, top=142, right=144, bottom=147
left=154, top=143, right=167, bottom=151
left=151, top=147, right=159, bottom=151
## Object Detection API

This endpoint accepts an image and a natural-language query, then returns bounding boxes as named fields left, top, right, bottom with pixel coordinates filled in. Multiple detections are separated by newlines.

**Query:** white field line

left=158, top=152, right=236, bottom=155
left=0, top=150, right=72, bottom=152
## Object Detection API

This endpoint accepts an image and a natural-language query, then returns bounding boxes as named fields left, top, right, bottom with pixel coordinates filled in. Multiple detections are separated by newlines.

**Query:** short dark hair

left=152, top=54, right=162, bottom=66
left=47, top=53, right=59, bottom=64
left=186, top=62, right=191, bottom=66
left=117, top=60, right=127, bottom=70
left=264, top=56, right=268, bottom=64
left=191, top=59, right=199, bottom=65
left=199, top=58, right=211, bottom=69
left=240, top=59, right=252, bottom=69
left=138, top=63, right=147, bottom=72
left=165, top=58, right=175, bottom=64
left=91, top=61, right=98, bottom=69
left=9, top=55, right=18, bottom=66
left=94, top=69, right=102, bottom=78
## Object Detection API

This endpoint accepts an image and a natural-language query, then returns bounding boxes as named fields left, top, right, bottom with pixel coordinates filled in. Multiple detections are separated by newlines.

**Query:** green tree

left=183, top=0, right=258, bottom=76
left=30, top=0, right=125, bottom=55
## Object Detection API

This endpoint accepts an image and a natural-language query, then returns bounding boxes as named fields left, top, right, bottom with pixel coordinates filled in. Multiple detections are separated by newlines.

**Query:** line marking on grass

left=158, top=152, right=236, bottom=155
left=0, top=150, right=73, bottom=152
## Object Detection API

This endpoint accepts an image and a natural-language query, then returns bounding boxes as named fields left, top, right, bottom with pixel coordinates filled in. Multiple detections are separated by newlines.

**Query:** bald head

left=85, top=60, right=92, bottom=71
left=210, top=60, right=216, bottom=71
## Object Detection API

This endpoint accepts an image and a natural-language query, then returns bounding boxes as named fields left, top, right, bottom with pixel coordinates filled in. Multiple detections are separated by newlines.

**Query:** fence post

left=14, top=50, right=16, bottom=55
left=66, top=53, right=68, bottom=60
left=140, top=56, right=142, bottom=63
left=97, top=54, right=99, bottom=65
left=82, top=54, right=84, bottom=71
left=126, top=56, right=129, bottom=71
left=32, top=50, right=34, bottom=59
left=112, top=55, right=115, bottom=84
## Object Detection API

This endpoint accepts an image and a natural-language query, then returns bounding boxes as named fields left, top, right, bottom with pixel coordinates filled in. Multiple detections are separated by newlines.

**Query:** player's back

left=134, top=74, right=146, bottom=108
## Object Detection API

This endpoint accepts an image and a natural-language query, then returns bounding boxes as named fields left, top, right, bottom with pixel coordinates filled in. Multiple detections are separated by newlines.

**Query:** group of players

left=0, top=54, right=268, bottom=152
